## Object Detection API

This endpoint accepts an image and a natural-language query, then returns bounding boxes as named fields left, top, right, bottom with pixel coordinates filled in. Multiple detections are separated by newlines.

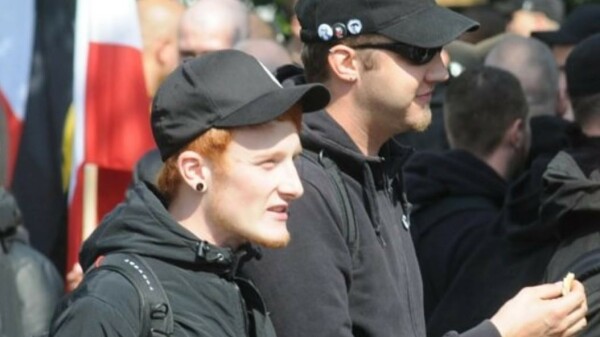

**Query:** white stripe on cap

left=258, top=61, right=283, bottom=88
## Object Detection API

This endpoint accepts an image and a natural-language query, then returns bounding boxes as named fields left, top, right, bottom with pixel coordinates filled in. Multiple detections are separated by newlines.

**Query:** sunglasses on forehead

left=352, top=42, right=442, bottom=65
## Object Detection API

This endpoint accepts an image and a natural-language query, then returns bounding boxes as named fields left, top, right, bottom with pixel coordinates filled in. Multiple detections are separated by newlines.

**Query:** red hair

left=156, top=105, right=302, bottom=203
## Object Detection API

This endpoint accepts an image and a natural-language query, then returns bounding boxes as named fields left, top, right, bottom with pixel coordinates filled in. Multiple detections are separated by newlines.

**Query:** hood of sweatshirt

left=300, top=110, right=413, bottom=180
left=403, top=150, right=506, bottom=207
left=504, top=135, right=600, bottom=242
left=539, top=150, right=600, bottom=240
left=79, top=182, right=259, bottom=276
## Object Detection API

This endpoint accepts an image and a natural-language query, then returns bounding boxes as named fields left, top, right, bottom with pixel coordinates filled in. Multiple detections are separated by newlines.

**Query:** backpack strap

left=301, top=150, right=359, bottom=260
left=549, top=247, right=600, bottom=283
left=93, top=253, right=174, bottom=337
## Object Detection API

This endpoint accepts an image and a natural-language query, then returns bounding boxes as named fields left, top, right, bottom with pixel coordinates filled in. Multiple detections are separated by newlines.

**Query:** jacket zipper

left=234, top=282, right=250, bottom=337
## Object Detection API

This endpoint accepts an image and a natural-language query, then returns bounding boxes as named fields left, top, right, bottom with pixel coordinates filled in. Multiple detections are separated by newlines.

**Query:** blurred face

left=354, top=41, right=449, bottom=136
left=204, top=119, right=304, bottom=249
left=553, top=44, right=575, bottom=120
left=178, top=18, right=233, bottom=60
left=506, top=10, right=536, bottom=36
left=510, top=118, right=532, bottom=178
left=162, top=39, right=181, bottom=74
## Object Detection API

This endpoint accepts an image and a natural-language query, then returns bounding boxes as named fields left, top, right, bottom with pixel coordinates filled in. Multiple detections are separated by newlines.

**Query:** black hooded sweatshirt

left=242, top=111, right=500, bottom=337
left=413, top=149, right=569, bottom=336
left=541, top=138, right=600, bottom=337
left=49, top=182, right=275, bottom=337
left=404, top=150, right=507, bottom=327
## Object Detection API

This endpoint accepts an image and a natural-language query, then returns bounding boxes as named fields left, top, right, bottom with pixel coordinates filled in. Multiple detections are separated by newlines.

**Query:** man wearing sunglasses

left=242, top=0, right=588, bottom=337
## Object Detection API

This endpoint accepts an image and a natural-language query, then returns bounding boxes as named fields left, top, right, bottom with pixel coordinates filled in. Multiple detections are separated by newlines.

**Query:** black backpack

left=544, top=243, right=600, bottom=285
left=301, top=149, right=359, bottom=260
left=64, top=253, right=174, bottom=337
left=0, top=234, right=24, bottom=337
left=98, top=253, right=173, bottom=337
left=0, top=188, right=25, bottom=337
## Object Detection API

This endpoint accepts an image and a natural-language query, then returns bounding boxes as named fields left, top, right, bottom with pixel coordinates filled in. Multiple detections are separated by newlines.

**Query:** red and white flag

left=0, top=0, right=35, bottom=184
left=68, top=0, right=154, bottom=268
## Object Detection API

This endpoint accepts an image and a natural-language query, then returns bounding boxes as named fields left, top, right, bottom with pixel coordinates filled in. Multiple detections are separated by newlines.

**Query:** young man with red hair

left=49, top=50, right=330, bottom=337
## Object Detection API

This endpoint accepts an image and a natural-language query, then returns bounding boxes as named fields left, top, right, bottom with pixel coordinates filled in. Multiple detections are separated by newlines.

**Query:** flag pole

left=82, top=163, right=98, bottom=241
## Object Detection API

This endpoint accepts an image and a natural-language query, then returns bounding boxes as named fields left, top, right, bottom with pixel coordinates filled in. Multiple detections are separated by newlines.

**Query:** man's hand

left=66, top=263, right=84, bottom=292
left=490, top=280, right=587, bottom=337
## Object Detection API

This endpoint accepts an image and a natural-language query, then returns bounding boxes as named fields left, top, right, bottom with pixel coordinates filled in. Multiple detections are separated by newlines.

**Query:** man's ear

left=556, top=87, right=568, bottom=118
left=156, top=38, right=174, bottom=67
left=327, top=44, right=360, bottom=83
left=177, top=150, right=211, bottom=191
left=507, top=118, right=526, bottom=149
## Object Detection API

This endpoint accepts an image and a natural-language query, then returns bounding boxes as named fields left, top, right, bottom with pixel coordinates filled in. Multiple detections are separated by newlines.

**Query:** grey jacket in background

left=0, top=187, right=64, bottom=337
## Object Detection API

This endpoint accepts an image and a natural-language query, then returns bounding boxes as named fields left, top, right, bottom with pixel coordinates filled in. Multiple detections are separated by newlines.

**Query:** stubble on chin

left=410, top=107, right=432, bottom=132
left=251, top=231, right=291, bottom=249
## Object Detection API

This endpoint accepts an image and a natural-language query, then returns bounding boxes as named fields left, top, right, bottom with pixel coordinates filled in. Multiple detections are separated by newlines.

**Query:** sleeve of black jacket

left=49, top=270, right=141, bottom=337
left=242, top=160, right=354, bottom=337
left=442, top=320, right=502, bottom=337
left=12, top=242, right=64, bottom=337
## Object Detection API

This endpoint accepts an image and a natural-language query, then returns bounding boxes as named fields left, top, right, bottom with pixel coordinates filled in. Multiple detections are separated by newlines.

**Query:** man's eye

left=259, top=160, right=277, bottom=169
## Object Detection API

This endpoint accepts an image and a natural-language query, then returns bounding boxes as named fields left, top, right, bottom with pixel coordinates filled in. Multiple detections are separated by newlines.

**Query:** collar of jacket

left=301, top=110, right=414, bottom=184
left=0, top=188, right=27, bottom=252
left=195, top=240, right=262, bottom=280
left=539, top=151, right=600, bottom=239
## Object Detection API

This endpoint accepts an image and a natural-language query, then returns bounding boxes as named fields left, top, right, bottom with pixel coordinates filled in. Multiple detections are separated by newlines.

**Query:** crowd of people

left=1, top=0, right=600, bottom=337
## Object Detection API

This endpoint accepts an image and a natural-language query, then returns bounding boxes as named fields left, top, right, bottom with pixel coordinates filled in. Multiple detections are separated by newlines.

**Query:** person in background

left=506, top=0, right=564, bottom=37
left=178, top=0, right=249, bottom=58
left=458, top=4, right=508, bottom=44
left=138, top=0, right=185, bottom=98
left=485, top=35, right=558, bottom=119
left=0, top=187, right=63, bottom=337
left=540, top=32, right=600, bottom=337
left=130, top=0, right=186, bottom=191
left=283, top=0, right=304, bottom=65
left=485, top=34, right=573, bottom=163
left=242, top=0, right=588, bottom=337
left=532, top=4, right=600, bottom=121
left=65, top=0, right=185, bottom=291
left=406, top=66, right=530, bottom=336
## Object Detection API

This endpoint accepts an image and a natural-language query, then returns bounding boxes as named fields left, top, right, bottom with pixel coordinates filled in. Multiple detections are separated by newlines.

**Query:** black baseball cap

left=566, top=33, right=600, bottom=98
left=295, top=0, right=479, bottom=48
left=151, top=50, right=330, bottom=161
left=532, top=4, right=600, bottom=46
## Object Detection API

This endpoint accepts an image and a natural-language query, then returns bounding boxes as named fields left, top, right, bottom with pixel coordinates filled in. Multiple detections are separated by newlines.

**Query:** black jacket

left=242, top=111, right=500, bottom=337
left=414, top=150, right=563, bottom=336
left=0, top=188, right=63, bottom=337
left=528, top=115, right=574, bottom=168
left=50, top=182, right=275, bottom=337
left=404, top=150, right=506, bottom=328
left=541, top=138, right=600, bottom=337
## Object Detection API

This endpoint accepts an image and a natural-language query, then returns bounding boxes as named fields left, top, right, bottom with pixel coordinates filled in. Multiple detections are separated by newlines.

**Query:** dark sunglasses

left=353, top=42, right=442, bottom=65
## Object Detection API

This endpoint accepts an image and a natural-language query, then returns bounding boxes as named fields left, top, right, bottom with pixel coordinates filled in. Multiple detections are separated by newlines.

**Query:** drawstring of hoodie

left=195, top=241, right=262, bottom=281
left=363, top=163, right=386, bottom=247
left=227, top=244, right=262, bottom=281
